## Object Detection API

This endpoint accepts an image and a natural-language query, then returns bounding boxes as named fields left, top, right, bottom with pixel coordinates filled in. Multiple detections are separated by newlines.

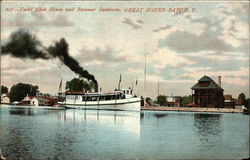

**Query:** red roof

left=65, top=91, right=84, bottom=94
left=187, top=102, right=195, bottom=106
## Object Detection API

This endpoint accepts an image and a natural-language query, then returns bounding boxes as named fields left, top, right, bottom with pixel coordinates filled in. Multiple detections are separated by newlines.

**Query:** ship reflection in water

left=57, top=109, right=141, bottom=137
left=0, top=105, right=249, bottom=159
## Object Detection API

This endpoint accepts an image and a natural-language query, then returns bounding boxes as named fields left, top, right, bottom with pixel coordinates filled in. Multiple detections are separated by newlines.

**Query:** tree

left=66, top=78, right=96, bottom=92
left=9, top=83, right=39, bottom=102
left=245, top=98, right=250, bottom=109
left=1, top=85, right=8, bottom=94
left=238, top=93, right=246, bottom=105
left=156, top=95, right=167, bottom=106
left=180, top=95, right=193, bottom=107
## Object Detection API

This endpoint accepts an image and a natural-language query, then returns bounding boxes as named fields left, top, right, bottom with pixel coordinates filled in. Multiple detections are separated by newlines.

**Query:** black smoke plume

left=1, top=29, right=98, bottom=91
left=2, top=29, right=49, bottom=59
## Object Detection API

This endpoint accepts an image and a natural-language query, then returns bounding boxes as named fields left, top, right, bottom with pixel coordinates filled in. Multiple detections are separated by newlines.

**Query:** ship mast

left=144, top=44, right=147, bottom=107
left=157, top=78, right=159, bottom=97
left=58, top=78, right=62, bottom=93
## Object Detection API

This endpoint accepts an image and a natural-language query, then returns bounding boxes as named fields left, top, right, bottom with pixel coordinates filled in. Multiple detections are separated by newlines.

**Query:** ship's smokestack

left=218, top=76, right=221, bottom=87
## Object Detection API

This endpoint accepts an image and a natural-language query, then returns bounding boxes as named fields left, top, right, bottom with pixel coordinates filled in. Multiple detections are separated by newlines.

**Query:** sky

left=1, top=1, right=249, bottom=99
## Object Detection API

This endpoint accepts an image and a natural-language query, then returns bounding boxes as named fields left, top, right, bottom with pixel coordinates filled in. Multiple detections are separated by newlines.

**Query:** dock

left=141, top=106, right=244, bottom=113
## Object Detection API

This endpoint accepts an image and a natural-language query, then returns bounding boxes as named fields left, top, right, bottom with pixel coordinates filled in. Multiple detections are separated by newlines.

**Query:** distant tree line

left=1, top=85, right=8, bottom=94
left=1, top=81, right=250, bottom=110
left=9, top=83, right=39, bottom=102
left=152, top=95, right=192, bottom=107
left=238, top=93, right=249, bottom=109
left=1, top=78, right=96, bottom=102
left=155, top=95, right=167, bottom=106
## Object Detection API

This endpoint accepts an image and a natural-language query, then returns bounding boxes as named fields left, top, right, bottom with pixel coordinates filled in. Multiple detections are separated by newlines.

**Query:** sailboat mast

left=144, top=44, right=147, bottom=106
left=158, top=79, right=159, bottom=97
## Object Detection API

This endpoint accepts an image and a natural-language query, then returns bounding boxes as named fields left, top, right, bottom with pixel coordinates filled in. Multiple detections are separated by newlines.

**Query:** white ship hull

left=58, top=97, right=141, bottom=111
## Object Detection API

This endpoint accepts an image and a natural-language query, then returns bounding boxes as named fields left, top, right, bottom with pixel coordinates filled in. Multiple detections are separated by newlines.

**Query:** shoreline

left=141, top=106, right=244, bottom=114
left=1, top=104, right=246, bottom=114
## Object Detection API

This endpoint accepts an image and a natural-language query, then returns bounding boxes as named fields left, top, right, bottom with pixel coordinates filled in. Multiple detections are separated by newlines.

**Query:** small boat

left=58, top=88, right=141, bottom=111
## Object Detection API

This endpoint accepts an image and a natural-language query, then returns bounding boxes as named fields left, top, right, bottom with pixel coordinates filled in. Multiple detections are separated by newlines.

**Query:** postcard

left=0, top=1, right=249, bottom=160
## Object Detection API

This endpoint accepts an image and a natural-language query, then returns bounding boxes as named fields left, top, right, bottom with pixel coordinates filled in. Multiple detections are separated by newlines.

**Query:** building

left=235, top=98, right=245, bottom=110
left=1, top=94, right=10, bottom=104
left=31, top=97, right=48, bottom=106
left=22, top=94, right=33, bottom=105
left=224, top=95, right=235, bottom=108
left=191, top=75, right=224, bottom=108
left=166, top=96, right=180, bottom=107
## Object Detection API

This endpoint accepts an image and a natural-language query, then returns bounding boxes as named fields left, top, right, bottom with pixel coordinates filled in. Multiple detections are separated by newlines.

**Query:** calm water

left=0, top=105, right=249, bottom=159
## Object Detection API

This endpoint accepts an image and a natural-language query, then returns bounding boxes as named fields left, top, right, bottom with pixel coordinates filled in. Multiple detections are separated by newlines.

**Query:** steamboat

left=58, top=88, right=141, bottom=111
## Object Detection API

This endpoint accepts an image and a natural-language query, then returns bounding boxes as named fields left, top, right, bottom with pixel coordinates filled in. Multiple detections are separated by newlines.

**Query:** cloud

left=152, top=24, right=172, bottom=32
left=159, top=10, right=239, bottom=53
left=1, top=55, right=30, bottom=71
left=122, top=18, right=143, bottom=30
left=159, top=30, right=236, bottom=53
left=153, top=13, right=186, bottom=33
left=2, top=12, right=74, bottom=27
left=127, top=68, right=142, bottom=74
left=76, top=46, right=127, bottom=65
left=182, top=54, right=248, bottom=71
left=1, top=55, right=75, bottom=94
left=1, top=55, right=60, bottom=75
left=224, top=75, right=248, bottom=80
left=217, top=3, right=249, bottom=17
left=145, top=75, right=164, bottom=82
left=209, top=67, right=249, bottom=86
left=147, top=48, right=194, bottom=69
left=159, top=64, right=190, bottom=81
left=178, top=75, right=195, bottom=80
left=136, top=19, right=144, bottom=24
left=161, top=3, right=249, bottom=54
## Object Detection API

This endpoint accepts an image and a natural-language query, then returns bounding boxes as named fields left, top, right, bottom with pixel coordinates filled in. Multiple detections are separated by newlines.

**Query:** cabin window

left=82, top=96, right=86, bottom=101
left=106, top=95, right=111, bottom=100
left=100, top=96, right=105, bottom=101
left=67, top=95, right=82, bottom=100
left=117, top=94, right=121, bottom=99
left=86, top=96, right=91, bottom=101
left=127, top=90, right=129, bottom=95
left=67, top=95, right=74, bottom=100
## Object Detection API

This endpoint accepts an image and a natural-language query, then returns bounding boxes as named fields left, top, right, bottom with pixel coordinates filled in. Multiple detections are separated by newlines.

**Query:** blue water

left=0, top=105, right=249, bottom=159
